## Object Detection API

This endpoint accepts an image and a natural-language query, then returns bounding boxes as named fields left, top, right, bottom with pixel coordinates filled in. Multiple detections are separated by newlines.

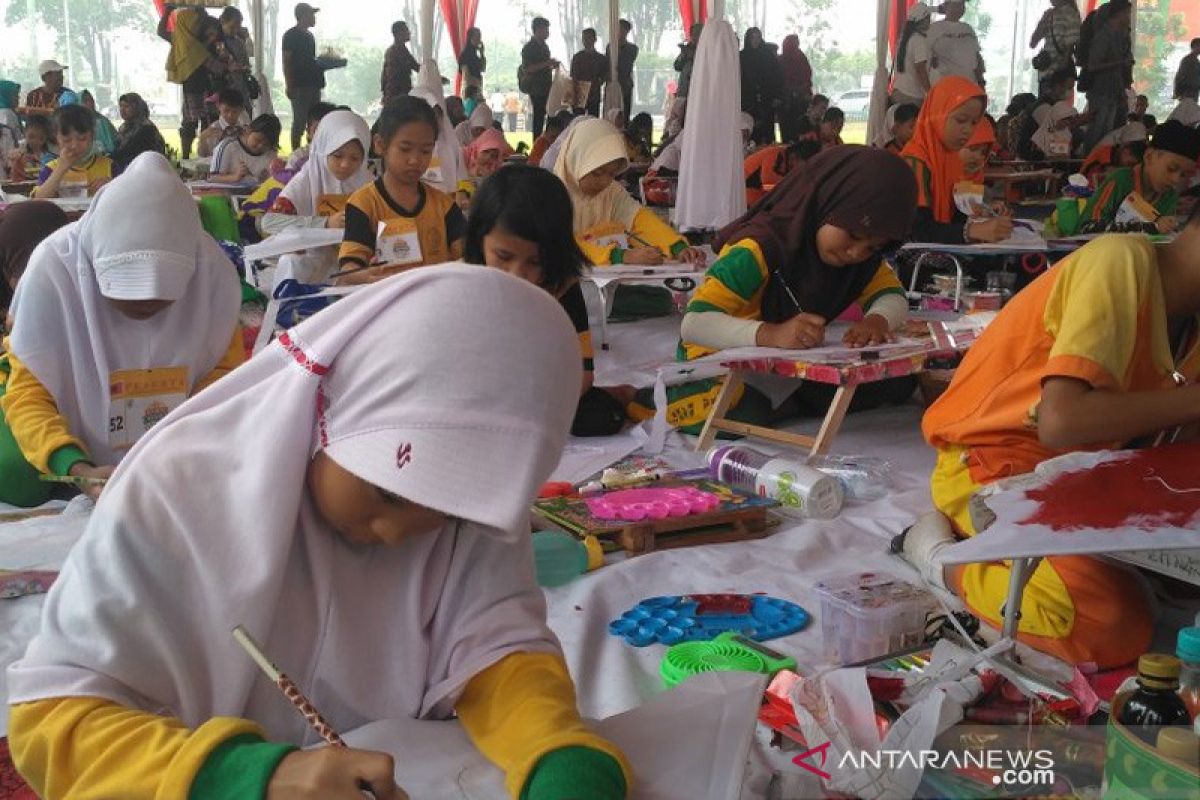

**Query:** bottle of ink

left=1117, top=653, right=1192, bottom=745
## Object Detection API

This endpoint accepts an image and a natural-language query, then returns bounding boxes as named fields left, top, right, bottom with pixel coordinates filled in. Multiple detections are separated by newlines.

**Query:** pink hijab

left=464, top=127, right=512, bottom=174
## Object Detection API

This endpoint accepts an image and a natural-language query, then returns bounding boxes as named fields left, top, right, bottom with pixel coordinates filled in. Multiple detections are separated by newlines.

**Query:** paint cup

left=1055, top=197, right=1081, bottom=236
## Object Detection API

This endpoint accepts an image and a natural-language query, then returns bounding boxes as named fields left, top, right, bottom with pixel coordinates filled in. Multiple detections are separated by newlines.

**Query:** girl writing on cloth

left=906, top=207, right=1200, bottom=667
left=0, top=153, right=245, bottom=500
left=901, top=76, right=1013, bottom=245
left=0, top=202, right=70, bottom=507
left=465, top=165, right=631, bottom=437
left=457, top=127, right=512, bottom=209
left=959, top=116, right=996, bottom=184
left=7, top=266, right=631, bottom=800
left=262, top=109, right=371, bottom=288
left=337, top=97, right=465, bottom=283
left=628, top=146, right=918, bottom=432
left=553, top=117, right=705, bottom=267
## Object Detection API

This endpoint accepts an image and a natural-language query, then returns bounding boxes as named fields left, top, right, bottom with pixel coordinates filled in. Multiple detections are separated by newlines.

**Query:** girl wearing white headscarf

left=261, top=109, right=372, bottom=287
left=8, top=266, right=631, bottom=800
left=675, top=20, right=747, bottom=233
left=553, top=118, right=703, bottom=267
left=455, top=103, right=494, bottom=148
left=0, top=152, right=243, bottom=496
left=410, top=86, right=466, bottom=194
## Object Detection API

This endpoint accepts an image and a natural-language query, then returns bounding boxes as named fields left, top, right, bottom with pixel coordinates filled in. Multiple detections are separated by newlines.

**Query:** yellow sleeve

left=1043, top=236, right=1157, bottom=391
left=628, top=208, right=687, bottom=258
left=9, top=697, right=263, bottom=800
left=578, top=235, right=619, bottom=266
left=0, top=349, right=88, bottom=475
left=456, top=652, right=632, bottom=800
left=854, top=262, right=905, bottom=309
left=193, top=327, right=247, bottom=395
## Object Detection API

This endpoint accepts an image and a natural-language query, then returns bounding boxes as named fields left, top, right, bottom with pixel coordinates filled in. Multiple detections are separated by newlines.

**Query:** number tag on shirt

left=108, top=367, right=189, bottom=451
left=1114, top=192, right=1158, bottom=226
left=376, top=223, right=424, bottom=267
left=588, top=232, right=630, bottom=250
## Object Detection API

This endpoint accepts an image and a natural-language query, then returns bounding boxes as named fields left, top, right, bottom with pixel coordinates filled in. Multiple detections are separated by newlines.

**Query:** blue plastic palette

left=608, top=593, right=810, bottom=647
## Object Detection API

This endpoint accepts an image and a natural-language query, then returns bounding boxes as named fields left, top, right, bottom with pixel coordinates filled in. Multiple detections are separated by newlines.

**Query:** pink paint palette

left=585, top=487, right=722, bottom=522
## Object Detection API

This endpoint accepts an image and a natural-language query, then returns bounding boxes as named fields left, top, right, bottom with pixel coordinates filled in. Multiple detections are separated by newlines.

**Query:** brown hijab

left=714, top=145, right=916, bottom=324
left=1, top=201, right=69, bottom=313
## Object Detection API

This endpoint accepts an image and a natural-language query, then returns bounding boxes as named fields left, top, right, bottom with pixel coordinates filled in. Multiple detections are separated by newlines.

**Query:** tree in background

left=6, top=0, right=154, bottom=106
left=1135, top=0, right=1187, bottom=106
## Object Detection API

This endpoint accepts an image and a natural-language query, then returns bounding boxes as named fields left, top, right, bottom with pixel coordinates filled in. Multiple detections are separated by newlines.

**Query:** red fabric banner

left=440, top=0, right=480, bottom=95
left=679, top=0, right=708, bottom=37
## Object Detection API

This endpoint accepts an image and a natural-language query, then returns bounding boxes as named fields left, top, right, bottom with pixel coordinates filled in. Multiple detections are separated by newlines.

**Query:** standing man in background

left=928, top=0, right=985, bottom=87
left=1030, top=0, right=1081, bottom=97
left=571, top=28, right=608, bottom=117
left=607, top=19, right=639, bottom=116
left=520, top=17, right=558, bottom=137
left=282, top=2, right=324, bottom=150
left=381, top=21, right=421, bottom=105
left=1175, top=38, right=1200, bottom=103
left=1080, top=0, right=1133, bottom=157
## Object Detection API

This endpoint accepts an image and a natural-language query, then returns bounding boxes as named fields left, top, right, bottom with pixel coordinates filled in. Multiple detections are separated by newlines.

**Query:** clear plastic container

left=813, top=572, right=937, bottom=665
left=706, top=445, right=844, bottom=519
left=806, top=455, right=891, bottom=501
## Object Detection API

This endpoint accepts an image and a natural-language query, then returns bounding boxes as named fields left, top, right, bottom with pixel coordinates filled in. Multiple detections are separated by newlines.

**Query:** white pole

left=420, top=0, right=435, bottom=65
left=62, top=0, right=74, bottom=78
left=605, top=0, right=620, bottom=116
left=866, top=0, right=892, bottom=146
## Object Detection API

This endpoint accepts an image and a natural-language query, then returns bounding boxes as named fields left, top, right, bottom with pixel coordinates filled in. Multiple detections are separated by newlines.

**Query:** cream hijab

left=6, top=152, right=241, bottom=467
left=553, top=117, right=641, bottom=232
left=411, top=86, right=466, bottom=194
left=279, top=109, right=371, bottom=216
left=9, top=266, right=582, bottom=744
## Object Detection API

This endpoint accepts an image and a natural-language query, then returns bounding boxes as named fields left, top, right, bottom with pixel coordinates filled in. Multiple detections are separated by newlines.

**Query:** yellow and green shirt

left=678, top=238, right=906, bottom=361
left=578, top=208, right=689, bottom=267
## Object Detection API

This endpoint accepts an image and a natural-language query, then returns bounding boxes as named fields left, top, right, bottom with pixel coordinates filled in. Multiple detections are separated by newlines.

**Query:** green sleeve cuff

left=189, top=732, right=297, bottom=800
left=48, top=445, right=91, bottom=477
left=521, top=746, right=627, bottom=800
left=610, top=248, right=626, bottom=265
left=670, top=239, right=689, bottom=257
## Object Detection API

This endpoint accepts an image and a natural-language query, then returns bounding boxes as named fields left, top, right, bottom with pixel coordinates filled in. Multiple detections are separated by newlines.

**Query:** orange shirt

left=529, top=133, right=554, bottom=168
left=743, top=145, right=787, bottom=206
left=923, top=234, right=1200, bottom=485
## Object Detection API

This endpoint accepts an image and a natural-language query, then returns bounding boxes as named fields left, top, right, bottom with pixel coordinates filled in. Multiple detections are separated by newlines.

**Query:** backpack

left=1075, top=7, right=1104, bottom=92
left=517, top=64, right=533, bottom=94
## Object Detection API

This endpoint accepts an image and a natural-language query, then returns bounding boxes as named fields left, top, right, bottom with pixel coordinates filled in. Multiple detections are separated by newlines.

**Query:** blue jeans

left=1081, top=95, right=1121, bottom=158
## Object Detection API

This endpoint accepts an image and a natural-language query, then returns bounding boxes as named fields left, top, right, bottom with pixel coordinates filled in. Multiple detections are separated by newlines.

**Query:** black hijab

left=714, top=145, right=916, bottom=324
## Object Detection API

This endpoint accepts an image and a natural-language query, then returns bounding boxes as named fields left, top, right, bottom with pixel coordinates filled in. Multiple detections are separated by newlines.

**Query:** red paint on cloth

left=1020, top=444, right=1200, bottom=531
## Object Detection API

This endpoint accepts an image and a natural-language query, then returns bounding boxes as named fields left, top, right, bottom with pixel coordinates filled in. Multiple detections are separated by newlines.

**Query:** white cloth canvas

left=674, top=19, right=746, bottom=233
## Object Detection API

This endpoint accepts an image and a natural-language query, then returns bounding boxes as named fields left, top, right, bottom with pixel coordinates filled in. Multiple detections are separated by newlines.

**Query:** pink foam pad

left=585, top=487, right=722, bottom=522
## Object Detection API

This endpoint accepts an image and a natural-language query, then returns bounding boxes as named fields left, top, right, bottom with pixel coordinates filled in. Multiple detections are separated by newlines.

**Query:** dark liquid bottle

left=1117, top=653, right=1193, bottom=745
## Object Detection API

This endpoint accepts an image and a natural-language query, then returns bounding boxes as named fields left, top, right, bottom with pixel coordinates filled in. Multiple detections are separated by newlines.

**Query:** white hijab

left=6, top=152, right=241, bottom=467
left=9, top=266, right=582, bottom=745
left=553, top=117, right=642, bottom=232
left=1032, top=100, right=1076, bottom=156
left=1098, top=120, right=1148, bottom=148
left=540, top=113, right=589, bottom=169
left=410, top=86, right=466, bottom=194
left=456, top=104, right=494, bottom=147
left=279, top=110, right=371, bottom=216
left=675, top=19, right=746, bottom=232
left=874, top=105, right=900, bottom=148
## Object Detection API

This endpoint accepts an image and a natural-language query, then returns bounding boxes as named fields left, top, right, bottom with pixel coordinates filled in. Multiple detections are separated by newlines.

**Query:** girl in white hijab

left=410, top=86, right=466, bottom=195
left=455, top=103, right=494, bottom=148
left=553, top=117, right=704, bottom=267
left=8, top=266, right=631, bottom=800
left=0, top=151, right=243, bottom=498
left=261, top=109, right=372, bottom=287
left=675, top=19, right=747, bottom=233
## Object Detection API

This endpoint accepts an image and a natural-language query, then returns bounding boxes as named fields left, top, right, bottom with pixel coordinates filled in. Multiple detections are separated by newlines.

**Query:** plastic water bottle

left=532, top=530, right=603, bottom=588
left=806, top=455, right=891, bottom=501
left=706, top=445, right=844, bottom=520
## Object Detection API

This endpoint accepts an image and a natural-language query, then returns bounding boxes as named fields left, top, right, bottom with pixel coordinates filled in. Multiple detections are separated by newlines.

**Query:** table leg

left=810, top=384, right=857, bottom=455
left=694, top=371, right=745, bottom=452
left=1001, top=556, right=1040, bottom=642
